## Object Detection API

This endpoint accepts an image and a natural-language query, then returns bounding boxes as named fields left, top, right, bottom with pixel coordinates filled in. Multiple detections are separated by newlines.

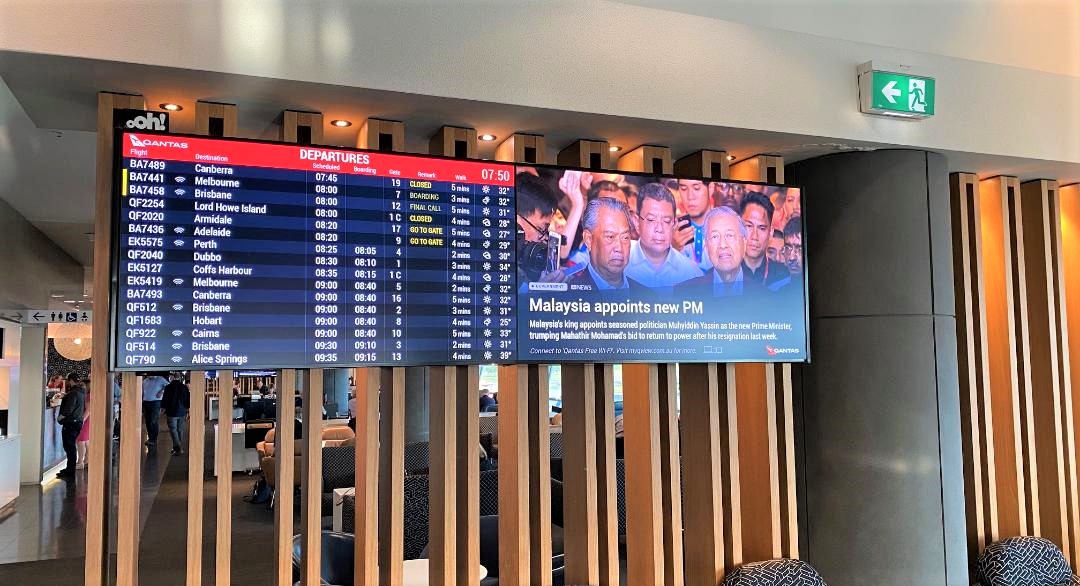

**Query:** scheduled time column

left=308, top=170, right=346, bottom=365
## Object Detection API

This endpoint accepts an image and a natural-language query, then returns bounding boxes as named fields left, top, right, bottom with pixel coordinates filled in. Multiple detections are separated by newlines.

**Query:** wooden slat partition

left=429, top=366, right=458, bottom=586
left=186, top=373, right=207, bottom=586
left=674, top=149, right=730, bottom=181
left=680, top=363, right=736, bottom=584
left=301, top=369, right=325, bottom=585
left=950, top=172, right=1000, bottom=557
left=117, top=372, right=142, bottom=585
left=526, top=364, right=553, bottom=586
left=773, top=363, right=799, bottom=558
left=558, top=139, right=611, bottom=170
left=729, top=154, right=789, bottom=560
left=378, top=367, right=406, bottom=586
left=455, top=365, right=480, bottom=586
left=560, top=363, right=600, bottom=584
left=195, top=101, right=238, bottom=137
left=593, top=364, right=620, bottom=586
left=282, top=110, right=324, bottom=144
left=1061, top=183, right=1080, bottom=568
left=495, top=133, right=548, bottom=165
left=357, top=118, right=405, bottom=151
left=1020, top=179, right=1078, bottom=560
left=497, top=365, right=532, bottom=586
left=657, top=363, right=685, bottom=585
left=430, top=125, right=478, bottom=159
left=979, top=175, right=1037, bottom=538
left=623, top=363, right=665, bottom=585
left=617, top=145, right=673, bottom=175
left=355, top=367, right=381, bottom=586
left=275, top=369, right=298, bottom=586
left=87, top=91, right=145, bottom=586
left=216, top=370, right=235, bottom=586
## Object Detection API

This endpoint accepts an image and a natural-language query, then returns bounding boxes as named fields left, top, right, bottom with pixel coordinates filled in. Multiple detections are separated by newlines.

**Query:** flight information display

left=113, top=132, right=517, bottom=370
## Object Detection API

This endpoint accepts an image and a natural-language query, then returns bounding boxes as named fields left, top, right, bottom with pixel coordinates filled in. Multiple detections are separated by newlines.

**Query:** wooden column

left=355, top=367, right=381, bottom=586
left=117, top=371, right=142, bottom=585
left=495, top=133, right=548, bottom=165
left=498, top=365, right=531, bottom=586
left=1021, top=179, right=1078, bottom=560
left=429, top=366, right=458, bottom=586
left=86, top=90, right=145, bottom=586
left=456, top=366, right=480, bottom=586
left=216, top=370, right=235, bottom=586
left=594, top=364, right=620, bottom=586
left=526, top=364, right=553, bottom=586
left=674, top=149, right=730, bottom=181
left=623, top=363, right=665, bottom=586
left=729, top=154, right=788, bottom=560
left=357, top=118, right=405, bottom=152
left=558, top=139, right=611, bottom=170
left=950, top=172, right=1000, bottom=559
left=979, top=175, right=1038, bottom=538
left=379, top=368, right=406, bottom=586
left=301, top=370, right=325, bottom=585
left=186, top=373, right=207, bottom=586
left=281, top=110, right=324, bottom=145
left=275, top=369, right=298, bottom=586
left=657, top=364, right=685, bottom=585
left=617, top=145, right=673, bottom=175
left=430, top=125, right=477, bottom=159
left=560, top=363, right=600, bottom=584
left=680, top=363, right=739, bottom=584
left=1061, top=182, right=1080, bottom=569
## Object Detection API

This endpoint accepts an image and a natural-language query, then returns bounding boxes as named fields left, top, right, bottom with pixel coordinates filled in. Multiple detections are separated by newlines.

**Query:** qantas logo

left=766, top=345, right=801, bottom=356
left=128, top=135, right=188, bottom=149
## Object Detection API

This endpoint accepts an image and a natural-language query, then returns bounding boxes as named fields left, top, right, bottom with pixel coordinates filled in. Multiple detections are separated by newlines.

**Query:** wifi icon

left=171, top=356, right=182, bottom=363
left=172, top=304, right=183, bottom=311
left=172, top=278, right=183, bottom=285
left=174, top=227, right=185, bottom=234
left=175, top=176, right=186, bottom=183
left=174, top=189, right=185, bottom=196
left=171, top=330, right=183, bottom=336
left=171, top=343, right=182, bottom=350
left=173, top=239, right=184, bottom=246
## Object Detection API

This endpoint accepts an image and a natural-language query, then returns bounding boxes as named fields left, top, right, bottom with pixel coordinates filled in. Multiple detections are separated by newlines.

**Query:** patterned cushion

left=549, top=431, right=564, bottom=459
left=976, top=536, right=1076, bottom=586
left=616, top=459, right=627, bottom=536
left=724, top=559, right=827, bottom=586
left=402, top=474, right=430, bottom=560
left=479, top=468, right=499, bottom=517
left=479, top=415, right=499, bottom=443
left=321, top=446, right=355, bottom=491
left=404, top=441, right=430, bottom=475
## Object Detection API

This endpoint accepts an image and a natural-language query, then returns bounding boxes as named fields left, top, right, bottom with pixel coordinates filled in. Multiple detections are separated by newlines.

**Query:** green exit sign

left=858, top=62, right=935, bottom=119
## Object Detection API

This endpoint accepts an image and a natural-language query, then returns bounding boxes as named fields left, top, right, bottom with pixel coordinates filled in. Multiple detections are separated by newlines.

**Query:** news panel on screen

left=514, top=165, right=809, bottom=363
left=110, top=131, right=807, bottom=371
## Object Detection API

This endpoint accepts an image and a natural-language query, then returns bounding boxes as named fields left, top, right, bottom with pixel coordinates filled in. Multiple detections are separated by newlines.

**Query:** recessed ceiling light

left=726, top=154, right=737, bottom=161
left=64, top=300, right=76, bottom=304
left=609, top=145, right=622, bottom=153
left=50, top=294, right=63, bottom=298
left=478, top=134, right=497, bottom=142
left=159, top=103, right=183, bottom=112
left=330, top=119, right=352, bottom=128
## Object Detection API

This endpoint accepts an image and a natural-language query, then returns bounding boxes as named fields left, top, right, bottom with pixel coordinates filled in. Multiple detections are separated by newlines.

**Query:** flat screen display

left=113, top=132, right=517, bottom=370
left=514, top=166, right=808, bottom=363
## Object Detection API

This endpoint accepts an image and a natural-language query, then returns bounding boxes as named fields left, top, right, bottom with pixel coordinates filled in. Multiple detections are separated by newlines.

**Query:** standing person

left=673, top=179, right=714, bottom=268
left=142, top=373, right=168, bottom=452
left=162, top=373, right=190, bottom=455
left=76, top=379, right=92, bottom=468
left=625, top=182, right=703, bottom=291
left=56, top=372, right=86, bottom=479
left=740, top=191, right=791, bottom=290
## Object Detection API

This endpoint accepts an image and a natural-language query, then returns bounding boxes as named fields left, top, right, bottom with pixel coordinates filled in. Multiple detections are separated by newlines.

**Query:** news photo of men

left=515, top=167, right=804, bottom=296
left=515, top=165, right=808, bottom=362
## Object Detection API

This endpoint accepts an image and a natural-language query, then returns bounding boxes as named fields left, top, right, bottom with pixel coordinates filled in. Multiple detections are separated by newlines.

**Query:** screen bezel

left=512, top=160, right=811, bottom=365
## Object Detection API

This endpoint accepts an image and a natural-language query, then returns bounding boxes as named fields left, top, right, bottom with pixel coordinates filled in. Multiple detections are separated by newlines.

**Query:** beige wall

left=0, top=196, right=83, bottom=308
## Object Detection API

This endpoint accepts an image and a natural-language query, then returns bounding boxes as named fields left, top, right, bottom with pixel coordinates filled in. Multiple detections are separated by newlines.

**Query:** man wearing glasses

left=566, top=198, right=647, bottom=291
left=782, top=216, right=803, bottom=275
left=625, top=183, right=703, bottom=291
left=676, top=206, right=767, bottom=298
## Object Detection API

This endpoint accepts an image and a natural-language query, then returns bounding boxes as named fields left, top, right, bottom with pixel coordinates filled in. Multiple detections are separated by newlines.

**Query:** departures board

left=113, top=132, right=516, bottom=370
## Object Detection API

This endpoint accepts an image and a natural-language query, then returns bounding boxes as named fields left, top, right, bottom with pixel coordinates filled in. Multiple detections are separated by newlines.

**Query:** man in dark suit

left=565, top=198, right=649, bottom=291
left=676, top=206, right=768, bottom=297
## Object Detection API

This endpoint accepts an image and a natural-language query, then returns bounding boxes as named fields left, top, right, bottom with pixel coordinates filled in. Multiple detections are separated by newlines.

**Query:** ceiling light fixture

left=478, top=134, right=497, bottom=142
left=726, top=154, right=737, bottom=161
left=609, top=146, right=622, bottom=153
left=159, top=103, right=183, bottom=112
left=330, top=119, right=352, bottom=128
